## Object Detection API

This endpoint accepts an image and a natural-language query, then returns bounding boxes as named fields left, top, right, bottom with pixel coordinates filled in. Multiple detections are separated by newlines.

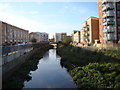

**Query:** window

left=118, top=19, right=120, bottom=25
left=118, top=34, right=120, bottom=40
left=117, top=3, right=120, bottom=10
left=118, top=11, right=120, bottom=17
left=118, top=26, right=120, bottom=32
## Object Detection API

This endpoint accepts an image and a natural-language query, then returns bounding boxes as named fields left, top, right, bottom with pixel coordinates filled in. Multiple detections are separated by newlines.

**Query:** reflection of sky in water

left=23, top=49, right=76, bottom=88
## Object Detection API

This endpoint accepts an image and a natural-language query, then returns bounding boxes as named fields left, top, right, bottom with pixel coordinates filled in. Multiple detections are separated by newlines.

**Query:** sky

left=0, top=1, right=98, bottom=38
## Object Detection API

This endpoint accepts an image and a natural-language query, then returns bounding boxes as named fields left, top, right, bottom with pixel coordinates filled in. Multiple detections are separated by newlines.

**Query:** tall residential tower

left=98, top=0, right=120, bottom=44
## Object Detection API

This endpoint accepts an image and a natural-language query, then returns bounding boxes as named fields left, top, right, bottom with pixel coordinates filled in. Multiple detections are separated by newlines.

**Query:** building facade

left=55, top=33, right=67, bottom=42
left=29, top=32, right=49, bottom=42
left=72, top=31, right=80, bottom=44
left=0, top=21, right=29, bottom=45
left=36, top=32, right=49, bottom=42
left=29, top=32, right=39, bottom=42
left=80, top=29, right=85, bottom=44
left=80, top=17, right=99, bottom=45
left=98, top=0, right=120, bottom=44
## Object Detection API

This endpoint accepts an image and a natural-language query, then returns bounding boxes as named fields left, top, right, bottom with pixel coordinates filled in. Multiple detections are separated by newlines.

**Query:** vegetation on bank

left=3, top=43, right=53, bottom=89
left=57, top=45, right=120, bottom=88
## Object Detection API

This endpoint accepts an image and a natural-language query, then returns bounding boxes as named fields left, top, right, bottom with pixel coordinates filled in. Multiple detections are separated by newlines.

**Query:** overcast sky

left=0, top=1, right=98, bottom=38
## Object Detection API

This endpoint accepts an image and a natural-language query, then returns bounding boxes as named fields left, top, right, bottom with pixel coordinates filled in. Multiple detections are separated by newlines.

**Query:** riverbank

left=3, top=43, right=53, bottom=89
left=57, top=45, right=120, bottom=88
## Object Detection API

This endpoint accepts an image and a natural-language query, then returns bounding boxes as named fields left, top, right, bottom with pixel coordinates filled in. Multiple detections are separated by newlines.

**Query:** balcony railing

left=84, top=33, right=89, bottom=37
left=102, top=13, right=107, bottom=19
left=103, top=21, right=114, bottom=26
left=102, top=0, right=113, bottom=5
left=106, top=35, right=115, bottom=40
left=106, top=11, right=114, bottom=17
left=83, top=27, right=89, bottom=31
left=102, top=11, right=114, bottom=19
left=102, top=3, right=114, bottom=11
left=103, top=27, right=114, bottom=33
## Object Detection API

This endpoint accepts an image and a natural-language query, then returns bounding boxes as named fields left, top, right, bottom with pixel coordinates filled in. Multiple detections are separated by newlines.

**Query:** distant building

left=29, top=32, right=39, bottom=42
left=80, top=17, right=99, bottom=45
left=55, top=33, right=67, bottom=42
left=29, top=32, right=49, bottom=42
left=80, top=29, right=84, bottom=44
left=72, top=31, right=80, bottom=44
left=36, top=32, right=49, bottom=42
left=98, top=0, right=120, bottom=44
left=0, top=21, right=29, bottom=45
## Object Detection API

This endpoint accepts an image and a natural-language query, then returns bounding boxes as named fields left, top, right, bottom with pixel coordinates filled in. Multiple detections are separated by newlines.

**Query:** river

left=23, top=49, right=77, bottom=88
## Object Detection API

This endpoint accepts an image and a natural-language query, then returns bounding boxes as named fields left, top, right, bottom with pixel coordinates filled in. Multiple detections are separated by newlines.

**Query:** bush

left=57, top=45, right=120, bottom=88
left=70, top=63, right=120, bottom=88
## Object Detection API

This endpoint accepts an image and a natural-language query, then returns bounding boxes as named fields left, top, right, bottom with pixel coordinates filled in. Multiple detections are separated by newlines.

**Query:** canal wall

left=1, top=45, right=33, bottom=81
left=2, top=43, right=53, bottom=82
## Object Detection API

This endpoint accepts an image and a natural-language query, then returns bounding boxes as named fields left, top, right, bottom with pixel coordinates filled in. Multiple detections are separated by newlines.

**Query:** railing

left=103, top=28, right=114, bottom=33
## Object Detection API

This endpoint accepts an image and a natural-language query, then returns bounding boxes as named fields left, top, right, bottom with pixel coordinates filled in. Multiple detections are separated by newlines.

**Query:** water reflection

left=23, top=49, right=76, bottom=88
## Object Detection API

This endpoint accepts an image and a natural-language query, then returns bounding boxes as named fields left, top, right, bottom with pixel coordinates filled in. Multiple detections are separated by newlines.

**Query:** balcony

left=102, top=0, right=113, bottom=5
left=103, top=21, right=114, bottom=26
left=102, top=3, right=114, bottom=11
left=106, top=35, right=114, bottom=40
left=84, top=33, right=89, bottom=37
left=103, top=27, right=114, bottom=33
left=102, top=13, right=107, bottom=19
left=83, top=27, right=89, bottom=31
left=106, top=11, right=114, bottom=17
left=102, top=11, right=114, bottom=18
left=84, top=38, right=89, bottom=42
left=106, top=18, right=114, bottom=22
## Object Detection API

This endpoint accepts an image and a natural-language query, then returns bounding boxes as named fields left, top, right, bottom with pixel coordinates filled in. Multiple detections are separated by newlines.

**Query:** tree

left=62, top=36, right=71, bottom=45
left=31, top=38, right=37, bottom=43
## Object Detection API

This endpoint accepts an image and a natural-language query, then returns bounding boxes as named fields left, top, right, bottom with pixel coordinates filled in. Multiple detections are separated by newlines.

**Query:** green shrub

left=70, top=63, right=120, bottom=88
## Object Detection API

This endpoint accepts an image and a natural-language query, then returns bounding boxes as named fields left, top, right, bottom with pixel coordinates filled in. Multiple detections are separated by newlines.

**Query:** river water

left=23, top=49, right=77, bottom=88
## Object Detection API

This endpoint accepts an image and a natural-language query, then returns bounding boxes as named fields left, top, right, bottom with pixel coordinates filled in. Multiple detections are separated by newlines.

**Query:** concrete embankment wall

left=1, top=45, right=33, bottom=81
left=1, top=43, right=52, bottom=81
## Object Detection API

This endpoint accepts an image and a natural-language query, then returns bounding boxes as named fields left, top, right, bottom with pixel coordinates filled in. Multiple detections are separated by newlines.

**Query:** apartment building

left=80, top=17, right=99, bottom=45
left=72, top=31, right=80, bottom=44
left=29, top=32, right=49, bottom=42
left=29, top=32, right=39, bottom=42
left=80, top=29, right=85, bottom=44
left=55, top=33, right=67, bottom=42
left=36, top=32, right=49, bottom=42
left=98, top=0, right=120, bottom=44
left=0, top=21, right=29, bottom=45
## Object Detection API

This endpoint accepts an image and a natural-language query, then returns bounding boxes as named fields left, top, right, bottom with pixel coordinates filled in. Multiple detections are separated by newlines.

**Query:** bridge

left=50, top=42, right=57, bottom=48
